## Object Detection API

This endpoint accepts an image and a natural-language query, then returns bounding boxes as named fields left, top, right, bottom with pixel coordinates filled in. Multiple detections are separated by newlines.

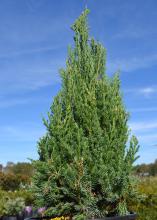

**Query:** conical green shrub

left=32, top=9, right=139, bottom=219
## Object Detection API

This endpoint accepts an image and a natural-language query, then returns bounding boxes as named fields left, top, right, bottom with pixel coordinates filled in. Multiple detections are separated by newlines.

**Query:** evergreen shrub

left=32, top=9, right=139, bottom=219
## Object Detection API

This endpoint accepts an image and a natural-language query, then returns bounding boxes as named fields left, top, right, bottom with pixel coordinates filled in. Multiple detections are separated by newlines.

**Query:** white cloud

left=0, top=123, right=45, bottom=142
left=0, top=96, right=50, bottom=108
left=107, top=53, right=157, bottom=73
left=151, top=144, right=157, bottom=147
left=0, top=8, right=70, bottom=46
left=0, top=46, right=60, bottom=59
left=129, top=120, right=157, bottom=146
left=0, top=2, right=70, bottom=96
left=0, top=58, right=63, bottom=95
left=139, top=87, right=157, bottom=97
left=138, top=133, right=157, bottom=145
left=113, top=26, right=156, bottom=40
left=130, top=121, right=157, bottom=131
left=124, top=86, right=157, bottom=98
left=0, top=122, right=45, bottom=164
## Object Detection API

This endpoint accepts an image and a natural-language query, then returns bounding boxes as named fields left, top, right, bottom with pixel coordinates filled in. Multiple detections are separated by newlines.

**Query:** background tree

left=134, top=159, right=157, bottom=176
left=0, top=172, right=21, bottom=191
left=0, top=164, right=3, bottom=172
left=3, top=162, right=14, bottom=173
left=32, top=9, right=139, bottom=219
left=3, top=162, right=33, bottom=176
left=0, top=162, right=34, bottom=191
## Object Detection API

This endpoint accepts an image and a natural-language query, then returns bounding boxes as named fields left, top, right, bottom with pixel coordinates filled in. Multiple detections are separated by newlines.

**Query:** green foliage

left=0, top=190, right=7, bottom=217
left=129, top=177, right=157, bottom=220
left=3, top=197, right=25, bottom=216
left=32, top=9, right=139, bottom=219
left=0, top=189, right=34, bottom=216
left=8, top=190, right=35, bottom=206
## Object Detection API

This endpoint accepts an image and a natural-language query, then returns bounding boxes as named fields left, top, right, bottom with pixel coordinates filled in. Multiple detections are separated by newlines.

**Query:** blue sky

left=0, top=0, right=157, bottom=165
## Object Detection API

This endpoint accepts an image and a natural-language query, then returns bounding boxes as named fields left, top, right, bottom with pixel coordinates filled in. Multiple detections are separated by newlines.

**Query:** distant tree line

left=134, top=159, right=157, bottom=176
left=0, top=162, right=34, bottom=191
left=0, top=159, right=157, bottom=191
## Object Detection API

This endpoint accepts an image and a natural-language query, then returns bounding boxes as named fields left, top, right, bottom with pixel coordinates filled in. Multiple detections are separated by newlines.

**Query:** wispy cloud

left=107, top=53, right=157, bottom=73
left=0, top=122, right=44, bottom=164
left=26, top=0, right=45, bottom=12
left=0, top=96, right=50, bottom=109
left=0, top=9, right=71, bottom=46
left=138, top=133, right=157, bottom=145
left=0, top=123, right=45, bottom=142
left=151, top=144, right=157, bottom=147
left=0, top=46, right=61, bottom=59
left=129, top=120, right=157, bottom=146
left=139, top=87, right=156, bottom=97
left=0, top=58, right=63, bottom=95
left=129, top=119, right=157, bottom=149
left=113, top=26, right=156, bottom=40
left=130, top=121, right=157, bottom=131
left=124, top=86, right=157, bottom=98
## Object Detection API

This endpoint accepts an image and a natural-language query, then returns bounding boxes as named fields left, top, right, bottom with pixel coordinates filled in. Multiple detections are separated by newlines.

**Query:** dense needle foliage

left=32, top=9, right=139, bottom=219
